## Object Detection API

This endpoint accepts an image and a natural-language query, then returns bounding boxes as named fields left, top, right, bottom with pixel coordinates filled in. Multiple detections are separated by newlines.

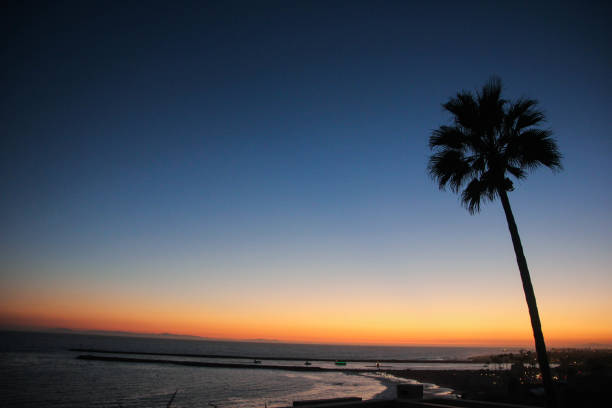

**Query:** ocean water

left=0, top=331, right=505, bottom=407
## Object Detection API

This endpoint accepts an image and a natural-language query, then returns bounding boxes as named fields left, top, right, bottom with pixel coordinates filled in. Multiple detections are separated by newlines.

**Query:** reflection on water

left=0, top=331, right=508, bottom=407
left=1, top=352, right=386, bottom=407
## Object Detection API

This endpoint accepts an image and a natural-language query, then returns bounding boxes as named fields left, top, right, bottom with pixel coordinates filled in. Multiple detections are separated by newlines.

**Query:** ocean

left=0, top=331, right=507, bottom=407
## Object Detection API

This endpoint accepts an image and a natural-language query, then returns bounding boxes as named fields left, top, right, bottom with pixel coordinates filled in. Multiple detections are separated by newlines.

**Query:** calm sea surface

left=0, top=331, right=507, bottom=407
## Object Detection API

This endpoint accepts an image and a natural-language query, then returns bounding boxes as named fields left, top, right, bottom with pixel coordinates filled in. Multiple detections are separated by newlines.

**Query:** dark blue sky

left=1, top=1, right=611, bottom=342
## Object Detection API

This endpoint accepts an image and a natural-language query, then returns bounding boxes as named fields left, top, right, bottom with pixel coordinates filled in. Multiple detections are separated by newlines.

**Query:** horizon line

left=2, top=324, right=610, bottom=349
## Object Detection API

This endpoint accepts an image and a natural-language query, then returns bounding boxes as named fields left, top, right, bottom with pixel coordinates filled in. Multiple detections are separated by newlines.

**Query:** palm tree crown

left=428, top=77, right=562, bottom=213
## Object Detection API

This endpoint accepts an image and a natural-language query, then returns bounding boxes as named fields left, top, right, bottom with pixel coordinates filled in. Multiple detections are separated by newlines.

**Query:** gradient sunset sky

left=1, top=1, right=611, bottom=346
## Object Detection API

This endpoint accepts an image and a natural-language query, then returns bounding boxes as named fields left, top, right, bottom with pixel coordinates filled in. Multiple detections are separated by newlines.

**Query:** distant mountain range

left=47, top=327, right=209, bottom=340
left=0, top=325, right=280, bottom=343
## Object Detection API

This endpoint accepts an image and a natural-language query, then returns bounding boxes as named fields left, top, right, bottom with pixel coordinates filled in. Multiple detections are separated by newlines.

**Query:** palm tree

left=427, top=77, right=561, bottom=407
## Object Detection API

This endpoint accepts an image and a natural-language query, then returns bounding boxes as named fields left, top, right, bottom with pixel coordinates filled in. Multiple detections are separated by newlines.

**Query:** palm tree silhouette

left=428, top=77, right=561, bottom=407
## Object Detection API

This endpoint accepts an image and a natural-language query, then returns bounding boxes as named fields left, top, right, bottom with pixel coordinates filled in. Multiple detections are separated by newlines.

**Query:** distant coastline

left=0, top=327, right=279, bottom=343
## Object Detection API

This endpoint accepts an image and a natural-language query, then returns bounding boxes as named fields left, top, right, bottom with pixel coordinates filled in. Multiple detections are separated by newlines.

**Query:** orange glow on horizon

left=2, top=272, right=611, bottom=348
left=2, top=307, right=610, bottom=348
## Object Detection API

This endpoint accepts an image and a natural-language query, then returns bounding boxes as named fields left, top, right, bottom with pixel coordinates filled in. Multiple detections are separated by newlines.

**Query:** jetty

left=76, top=355, right=375, bottom=373
left=69, top=348, right=472, bottom=364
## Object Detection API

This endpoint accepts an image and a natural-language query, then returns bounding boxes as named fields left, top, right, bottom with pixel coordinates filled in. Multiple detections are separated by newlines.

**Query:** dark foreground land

left=391, top=349, right=612, bottom=407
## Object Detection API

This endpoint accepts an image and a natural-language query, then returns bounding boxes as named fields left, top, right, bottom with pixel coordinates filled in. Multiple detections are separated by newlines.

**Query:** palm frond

left=480, top=77, right=503, bottom=103
left=461, top=178, right=482, bottom=214
left=476, top=76, right=506, bottom=134
left=506, top=129, right=562, bottom=171
left=516, top=108, right=545, bottom=131
left=443, top=92, right=479, bottom=130
left=507, top=165, right=526, bottom=180
left=505, top=99, right=546, bottom=131
left=461, top=177, right=486, bottom=214
left=429, top=126, right=468, bottom=150
left=428, top=149, right=473, bottom=192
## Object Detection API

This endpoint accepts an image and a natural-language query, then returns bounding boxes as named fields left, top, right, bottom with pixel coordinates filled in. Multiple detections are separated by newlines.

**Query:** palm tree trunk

left=498, top=189, right=556, bottom=408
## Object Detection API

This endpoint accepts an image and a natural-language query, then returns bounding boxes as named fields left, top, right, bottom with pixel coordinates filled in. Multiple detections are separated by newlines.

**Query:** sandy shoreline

left=370, top=374, right=399, bottom=400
